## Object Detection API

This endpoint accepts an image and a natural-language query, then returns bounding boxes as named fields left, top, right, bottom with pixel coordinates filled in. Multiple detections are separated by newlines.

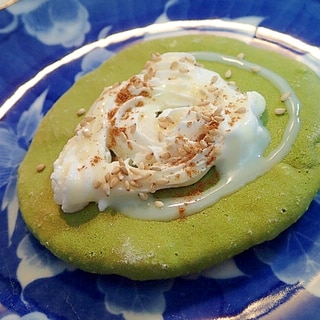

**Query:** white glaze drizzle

left=111, top=52, right=300, bottom=220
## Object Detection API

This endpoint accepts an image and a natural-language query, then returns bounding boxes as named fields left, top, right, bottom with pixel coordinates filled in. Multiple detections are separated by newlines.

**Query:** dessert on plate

left=18, top=35, right=320, bottom=280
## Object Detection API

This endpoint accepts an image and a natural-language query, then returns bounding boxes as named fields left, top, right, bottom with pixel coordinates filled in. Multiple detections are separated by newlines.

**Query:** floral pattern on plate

left=1, top=1, right=320, bottom=319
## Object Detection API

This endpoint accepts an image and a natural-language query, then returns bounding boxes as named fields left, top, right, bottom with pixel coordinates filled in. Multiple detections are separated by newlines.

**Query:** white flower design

left=1, top=311, right=49, bottom=320
left=0, top=90, right=46, bottom=245
left=2, top=0, right=90, bottom=48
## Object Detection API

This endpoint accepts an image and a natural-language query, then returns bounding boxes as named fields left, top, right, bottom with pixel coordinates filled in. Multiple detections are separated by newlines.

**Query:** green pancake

left=18, top=35, right=320, bottom=280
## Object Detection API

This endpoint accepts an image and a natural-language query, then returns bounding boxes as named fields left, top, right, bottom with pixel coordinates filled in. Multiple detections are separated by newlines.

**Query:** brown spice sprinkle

left=90, top=155, right=102, bottom=166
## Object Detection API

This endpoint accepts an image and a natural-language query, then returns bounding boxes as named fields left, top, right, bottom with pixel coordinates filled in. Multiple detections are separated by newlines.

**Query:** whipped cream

left=51, top=52, right=270, bottom=217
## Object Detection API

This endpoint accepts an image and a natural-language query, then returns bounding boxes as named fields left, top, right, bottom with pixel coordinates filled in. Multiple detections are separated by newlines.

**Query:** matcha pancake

left=18, top=35, right=320, bottom=280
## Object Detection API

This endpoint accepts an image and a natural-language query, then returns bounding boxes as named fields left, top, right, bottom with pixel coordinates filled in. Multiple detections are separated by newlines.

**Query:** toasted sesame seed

left=197, top=100, right=210, bottom=107
left=275, top=107, right=286, bottom=115
left=158, top=121, right=167, bottom=129
left=105, top=172, right=111, bottom=183
left=170, top=60, right=179, bottom=70
left=149, top=183, right=157, bottom=193
left=127, top=141, right=133, bottom=150
left=182, top=144, right=191, bottom=153
left=103, top=183, right=110, bottom=196
left=130, top=180, right=142, bottom=188
left=124, top=180, right=130, bottom=191
left=119, top=132, right=127, bottom=143
left=237, top=52, right=245, bottom=60
left=150, top=166, right=162, bottom=171
left=130, top=123, right=137, bottom=134
left=145, top=152, right=154, bottom=161
left=76, top=108, right=86, bottom=116
left=138, top=192, right=149, bottom=200
left=280, top=92, right=291, bottom=102
left=120, top=165, right=129, bottom=176
left=118, top=157, right=125, bottom=167
left=200, top=139, right=207, bottom=148
left=84, top=116, right=95, bottom=122
left=202, top=114, right=212, bottom=122
left=93, top=180, right=102, bottom=189
left=151, top=52, right=161, bottom=62
left=82, top=128, right=91, bottom=138
left=235, top=106, right=247, bottom=114
left=213, top=106, right=222, bottom=116
left=214, top=115, right=225, bottom=122
left=111, top=166, right=121, bottom=175
left=36, top=163, right=46, bottom=172
left=158, top=131, right=165, bottom=142
left=211, top=75, right=218, bottom=84
left=160, top=152, right=171, bottom=160
left=225, top=69, right=232, bottom=79
left=129, top=167, right=141, bottom=175
left=154, top=200, right=164, bottom=208
left=155, top=177, right=169, bottom=185
left=110, top=176, right=120, bottom=188
left=179, top=66, right=189, bottom=73
left=250, top=65, right=261, bottom=73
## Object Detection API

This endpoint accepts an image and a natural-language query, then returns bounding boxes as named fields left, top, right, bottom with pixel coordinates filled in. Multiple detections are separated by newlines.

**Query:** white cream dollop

left=51, top=52, right=269, bottom=218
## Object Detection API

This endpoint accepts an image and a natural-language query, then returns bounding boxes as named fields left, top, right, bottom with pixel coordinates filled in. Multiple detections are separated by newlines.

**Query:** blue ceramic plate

left=1, top=1, right=320, bottom=319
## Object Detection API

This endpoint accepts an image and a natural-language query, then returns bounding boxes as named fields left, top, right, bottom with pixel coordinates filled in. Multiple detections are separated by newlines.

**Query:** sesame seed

left=84, top=116, right=95, bottom=122
left=103, top=183, right=110, bottom=196
left=93, top=180, right=102, bottom=189
left=76, top=108, right=86, bottom=116
left=197, top=100, right=210, bottom=107
left=145, top=152, right=154, bottom=161
left=250, top=65, right=261, bottom=73
left=235, top=106, right=247, bottom=114
left=111, top=166, right=121, bottom=175
left=158, top=131, right=164, bottom=142
left=275, top=107, right=286, bottom=115
left=138, top=192, right=149, bottom=200
left=127, top=141, right=133, bottom=150
left=211, top=75, right=218, bottom=83
left=155, top=177, right=169, bottom=185
left=225, top=69, right=232, bottom=79
left=160, top=152, right=171, bottom=160
left=149, top=183, right=157, bottom=193
left=120, top=165, right=128, bottom=175
left=202, top=114, right=211, bottom=122
left=119, top=132, right=127, bottom=143
left=158, top=121, right=167, bottom=129
left=118, top=157, right=125, bottom=167
left=124, top=180, right=130, bottom=191
left=200, top=139, right=207, bottom=148
left=129, top=123, right=137, bottom=134
left=179, top=67, right=189, bottom=73
left=280, top=92, right=291, bottom=102
left=151, top=52, right=161, bottom=62
left=150, top=166, right=162, bottom=171
left=237, top=52, right=245, bottom=60
left=170, top=61, right=179, bottom=70
left=105, top=172, right=111, bottom=183
left=154, top=200, right=164, bottom=208
left=130, top=180, right=142, bottom=188
left=110, top=176, right=120, bottom=188
left=36, top=163, right=46, bottom=172
left=158, top=116, right=167, bottom=122
left=82, top=128, right=91, bottom=138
